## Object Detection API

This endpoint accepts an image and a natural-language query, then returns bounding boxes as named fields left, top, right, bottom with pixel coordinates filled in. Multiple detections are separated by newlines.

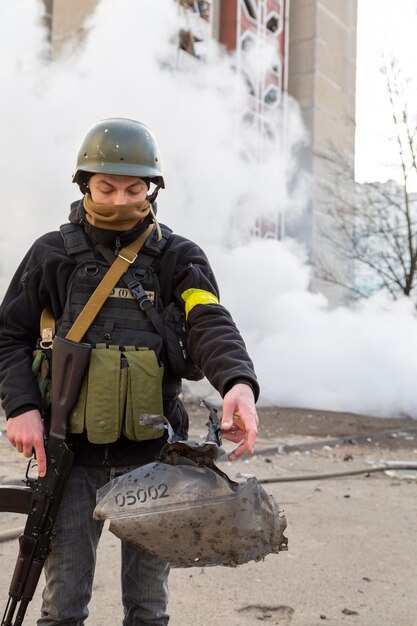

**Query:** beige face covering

left=83, top=193, right=151, bottom=231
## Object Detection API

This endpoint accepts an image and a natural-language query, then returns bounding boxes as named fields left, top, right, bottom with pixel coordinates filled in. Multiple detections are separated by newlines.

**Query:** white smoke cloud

left=0, top=0, right=307, bottom=249
left=209, top=240, right=417, bottom=417
left=0, top=0, right=416, bottom=418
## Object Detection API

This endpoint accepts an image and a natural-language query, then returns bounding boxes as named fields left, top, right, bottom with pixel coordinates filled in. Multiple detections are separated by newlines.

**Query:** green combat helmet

left=72, top=118, right=165, bottom=194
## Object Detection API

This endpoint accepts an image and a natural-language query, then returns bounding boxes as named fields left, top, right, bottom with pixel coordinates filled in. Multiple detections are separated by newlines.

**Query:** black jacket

left=0, top=200, right=259, bottom=466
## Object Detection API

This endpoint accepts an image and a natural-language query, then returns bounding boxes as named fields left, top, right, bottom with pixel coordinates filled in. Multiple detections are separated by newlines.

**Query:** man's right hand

left=7, top=409, right=46, bottom=477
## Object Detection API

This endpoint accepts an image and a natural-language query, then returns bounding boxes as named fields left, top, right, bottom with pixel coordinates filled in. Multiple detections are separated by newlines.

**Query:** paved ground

left=1, top=402, right=416, bottom=625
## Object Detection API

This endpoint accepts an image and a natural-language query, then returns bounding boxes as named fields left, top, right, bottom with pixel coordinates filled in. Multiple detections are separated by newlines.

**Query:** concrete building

left=287, top=0, right=357, bottom=302
left=42, top=0, right=357, bottom=303
left=42, top=0, right=98, bottom=52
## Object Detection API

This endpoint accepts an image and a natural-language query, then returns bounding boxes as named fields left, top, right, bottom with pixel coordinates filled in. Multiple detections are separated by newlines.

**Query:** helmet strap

left=147, top=184, right=161, bottom=204
left=149, top=205, right=162, bottom=242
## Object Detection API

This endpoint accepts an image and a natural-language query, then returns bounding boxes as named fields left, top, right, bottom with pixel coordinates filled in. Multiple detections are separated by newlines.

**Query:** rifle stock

left=0, top=487, right=33, bottom=515
left=2, top=336, right=91, bottom=626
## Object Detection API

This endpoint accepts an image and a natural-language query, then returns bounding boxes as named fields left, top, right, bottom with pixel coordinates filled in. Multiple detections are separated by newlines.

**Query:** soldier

left=0, top=118, right=259, bottom=625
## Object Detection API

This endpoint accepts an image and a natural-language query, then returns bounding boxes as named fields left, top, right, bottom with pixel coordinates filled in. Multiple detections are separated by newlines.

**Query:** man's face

left=89, top=174, right=148, bottom=205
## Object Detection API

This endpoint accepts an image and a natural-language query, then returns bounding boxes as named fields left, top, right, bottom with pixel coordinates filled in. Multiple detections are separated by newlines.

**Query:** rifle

left=0, top=336, right=91, bottom=626
left=0, top=230, right=151, bottom=624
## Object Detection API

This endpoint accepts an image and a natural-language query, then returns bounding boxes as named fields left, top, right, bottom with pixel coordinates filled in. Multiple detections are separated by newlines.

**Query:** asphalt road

left=1, top=403, right=416, bottom=625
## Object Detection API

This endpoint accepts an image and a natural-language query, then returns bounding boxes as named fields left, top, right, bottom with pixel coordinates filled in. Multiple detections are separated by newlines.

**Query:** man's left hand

left=221, top=383, right=258, bottom=461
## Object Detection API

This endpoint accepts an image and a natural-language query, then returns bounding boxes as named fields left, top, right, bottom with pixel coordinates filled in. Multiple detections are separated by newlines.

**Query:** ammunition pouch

left=69, top=345, right=165, bottom=444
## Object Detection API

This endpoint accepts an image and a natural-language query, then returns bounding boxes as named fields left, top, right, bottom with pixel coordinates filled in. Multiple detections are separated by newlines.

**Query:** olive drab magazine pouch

left=68, top=346, right=165, bottom=443
left=122, top=347, right=164, bottom=440
left=94, top=403, right=288, bottom=567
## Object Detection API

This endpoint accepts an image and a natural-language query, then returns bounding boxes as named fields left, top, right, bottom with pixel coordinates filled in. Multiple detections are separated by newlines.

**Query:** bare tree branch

left=315, top=61, right=417, bottom=305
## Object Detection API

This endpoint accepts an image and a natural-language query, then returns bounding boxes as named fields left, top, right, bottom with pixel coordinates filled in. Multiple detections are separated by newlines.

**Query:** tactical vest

left=57, top=222, right=180, bottom=445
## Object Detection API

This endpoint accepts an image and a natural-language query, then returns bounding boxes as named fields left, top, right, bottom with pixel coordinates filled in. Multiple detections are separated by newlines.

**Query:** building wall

left=42, top=0, right=99, bottom=56
left=288, top=0, right=356, bottom=154
left=287, top=0, right=357, bottom=303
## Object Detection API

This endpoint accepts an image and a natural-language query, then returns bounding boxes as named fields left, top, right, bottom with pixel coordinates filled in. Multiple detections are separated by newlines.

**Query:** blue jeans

left=38, top=465, right=170, bottom=626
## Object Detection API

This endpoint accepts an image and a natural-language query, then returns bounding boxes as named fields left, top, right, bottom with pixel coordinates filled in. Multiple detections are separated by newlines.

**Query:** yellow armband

left=181, top=288, right=219, bottom=319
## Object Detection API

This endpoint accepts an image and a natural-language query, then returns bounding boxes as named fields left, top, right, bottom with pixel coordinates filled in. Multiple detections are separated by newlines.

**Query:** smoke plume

left=1, top=0, right=416, bottom=418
